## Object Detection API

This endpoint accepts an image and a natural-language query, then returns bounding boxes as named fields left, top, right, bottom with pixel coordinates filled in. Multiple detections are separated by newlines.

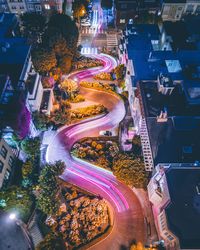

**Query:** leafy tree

left=113, top=64, right=125, bottom=80
left=32, top=48, right=57, bottom=74
left=132, top=135, right=142, bottom=157
left=59, top=56, right=72, bottom=73
left=72, top=0, right=86, bottom=22
left=61, top=79, right=78, bottom=97
left=47, top=14, right=78, bottom=52
left=22, top=160, right=34, bottom=179
left=36, top=233, right=66, bottom=250
left=32, top=111, right=50, bottom=131
left=0, top=186, right=33, bottom=221
left=21, top=137, right=40, bottom=158
left=113, top=153, right=148, bottom=188
left=20, top=13, right=46, bottom=41
left=101, top=0, right=113, bottom=10
left=37, top=161, right=65, bottom=215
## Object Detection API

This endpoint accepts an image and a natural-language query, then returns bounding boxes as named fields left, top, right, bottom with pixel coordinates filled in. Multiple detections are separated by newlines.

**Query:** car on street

left=81, top=22, right=91, bottom=27
left=99, top=130, right=112, bottom=136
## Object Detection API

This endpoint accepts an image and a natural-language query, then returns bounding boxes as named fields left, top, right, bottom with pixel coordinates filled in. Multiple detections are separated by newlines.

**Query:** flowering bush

left=72, top=139, right=119, bottom=171
left=80, top=81, right=115, bottom=93
left=72, top=56, right=103, bottom=70
left=93, top=72, right=112, bottom=81
left=71, top=104, right=107, bottom=121
left=70, top=94, right=85, bottom=103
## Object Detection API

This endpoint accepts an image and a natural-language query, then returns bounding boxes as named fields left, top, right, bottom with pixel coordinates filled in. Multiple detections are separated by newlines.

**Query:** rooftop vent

left=157, top=107, right=168, bottom=123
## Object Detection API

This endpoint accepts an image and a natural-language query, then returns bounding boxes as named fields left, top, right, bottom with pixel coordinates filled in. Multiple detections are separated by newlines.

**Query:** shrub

left=70, top=94, right=85, bottom=103
left=93, top=72, right=112, bottom=81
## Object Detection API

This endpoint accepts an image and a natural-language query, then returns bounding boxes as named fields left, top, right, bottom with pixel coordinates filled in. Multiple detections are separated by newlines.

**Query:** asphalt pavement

left=46, top=53, right=146, bottom=249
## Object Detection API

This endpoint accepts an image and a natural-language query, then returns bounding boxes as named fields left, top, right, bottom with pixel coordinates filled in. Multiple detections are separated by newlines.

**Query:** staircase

left=28, top=213, right=43, bottom=247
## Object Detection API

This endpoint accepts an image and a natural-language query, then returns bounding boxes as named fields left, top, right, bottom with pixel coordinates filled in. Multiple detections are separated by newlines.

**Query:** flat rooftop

left=147, top=116, right=200, bottom=165
left=138, top=81, right=200, bottom=164
left=139, top=81, right=200, bottom=118
left=165, top=167, right=200, bottom=249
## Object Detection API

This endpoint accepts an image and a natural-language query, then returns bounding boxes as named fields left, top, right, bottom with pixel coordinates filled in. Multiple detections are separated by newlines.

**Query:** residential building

left=0, top=0, right=63, bottom=14
left=0, top=138, right=17, bottom=188
left=6, top=0, right=27, bottom=14
left=161, top=15, right=200, bottom=50
left=148, top=163, right=200, bottom=249
left=27, top=73, right=43, bottom=112
left=115, top=0, right=160, bottom=28
left=40, top=88, right=54, bottom=115
left=161, top=0, right=200, bottom=21
left=120, top=22, right=200, bottom=171
left=25, top=0, right=42, bottom=12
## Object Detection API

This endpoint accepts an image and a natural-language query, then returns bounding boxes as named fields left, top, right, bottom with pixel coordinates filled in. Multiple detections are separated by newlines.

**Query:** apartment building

left=115, top=0, right=160, bottom=28
left=0, top=0, right=63, bottom=14
left=148, top=163, right=200, bottom=249
left=162, top=0, right=200, bottom=21
left=0, top=138, right=17, bottom=188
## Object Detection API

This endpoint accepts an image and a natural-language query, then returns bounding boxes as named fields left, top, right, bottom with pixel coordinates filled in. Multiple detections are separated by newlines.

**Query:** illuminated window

left=120, top=19, right=125, bottom=24
left=1, top=146, right=7, bottom=159
left=0, top=160, right=3, bottom=173
left=44, top=4, right=50, bottom=9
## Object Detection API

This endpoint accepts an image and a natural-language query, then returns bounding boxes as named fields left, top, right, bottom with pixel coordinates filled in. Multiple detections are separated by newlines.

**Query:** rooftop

left=165, top=167, right=200, bottom=249
left=0, top=13, right=17, bottom=38
left=138, top=81, right=200, bottom=164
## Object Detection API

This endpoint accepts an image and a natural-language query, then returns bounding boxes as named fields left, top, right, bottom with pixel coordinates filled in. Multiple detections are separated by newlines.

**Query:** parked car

left=99, top=130, right=112, bottom=136
left=81, top=22, right=91, bottom=27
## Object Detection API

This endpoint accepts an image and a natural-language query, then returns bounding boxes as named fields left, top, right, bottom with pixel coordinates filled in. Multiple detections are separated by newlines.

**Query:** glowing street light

left=9, top=213, right=16, bottom=220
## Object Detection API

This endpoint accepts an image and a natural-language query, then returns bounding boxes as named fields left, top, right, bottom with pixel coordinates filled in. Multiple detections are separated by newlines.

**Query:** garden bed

left=46, top=183, right=110, bottom=249
left=70, top=104, right=107, bottom=122
left=71, top=138, right=119, bottom=171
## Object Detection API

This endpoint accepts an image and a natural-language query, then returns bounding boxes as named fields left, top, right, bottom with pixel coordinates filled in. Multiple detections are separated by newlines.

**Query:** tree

left=37, top=161, right=65, bottom=215
left=0, top=186, right=33, bottom=221
left=59, top=56, right=72, bottom=74
left=113, top=64, right=125, bottom=80
left=20, top=13, right=46, bottom=44
left=72, top=0, right=86, bottom=23
left=36, top=233, right=66, bottom=250
left=32, top=111, right=50, bottom=131
left=113, top=153, right=148, bottom=188
left=132, top=135, right=142, bottom=157
left=47, top=14, right=78, bottom=52
left=61, top=79, right=78, bottom=98
left=32, top=48, right=57, bottom=74
left=22, top=160, right=34, bottom=179
left=21, top=137, right=40, bottom=158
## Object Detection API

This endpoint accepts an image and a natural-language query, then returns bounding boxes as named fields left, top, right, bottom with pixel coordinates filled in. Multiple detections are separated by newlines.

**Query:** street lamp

left=8, top=212, right=34, bottom=249
left=9, top=213, right=16, bottom=220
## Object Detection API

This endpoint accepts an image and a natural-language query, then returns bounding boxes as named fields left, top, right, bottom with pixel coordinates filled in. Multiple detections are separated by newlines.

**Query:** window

left=1, top=146, right=7, bottom=159
left=186, top=4, right=194, bottom=12
left=120, top=19, right=125, bottom=24
left=0, top=160, right=3, bottom=172
left=121, top=4, right=127, bottom=9
left=35, top=5, right=41, bottom=11
left=44, top=4, right=50, bottom=9
left=8, top=156, right=14, bottom=167
left=4, top=169, right=10, bottom=180
left=196, top=5, right=200, bottom=13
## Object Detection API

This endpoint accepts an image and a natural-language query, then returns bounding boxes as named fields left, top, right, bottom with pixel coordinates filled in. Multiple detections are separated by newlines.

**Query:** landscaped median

left=35, top=162, right=112, bottom=250
left=80, top=81, right=119, bottom=97
left=71, top=137, right=149, bottom=189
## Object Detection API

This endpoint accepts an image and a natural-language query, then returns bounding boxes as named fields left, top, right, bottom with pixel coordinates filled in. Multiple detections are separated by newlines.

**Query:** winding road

left=46, top=54, right=145, bottom=249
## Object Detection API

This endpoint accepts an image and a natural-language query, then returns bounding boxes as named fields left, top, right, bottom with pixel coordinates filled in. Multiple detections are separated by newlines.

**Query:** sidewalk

left=133, top=188, right=158, bottom=245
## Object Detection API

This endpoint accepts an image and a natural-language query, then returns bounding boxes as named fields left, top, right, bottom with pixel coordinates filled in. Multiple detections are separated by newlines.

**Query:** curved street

left=46, top=53, right=145, bottom=249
